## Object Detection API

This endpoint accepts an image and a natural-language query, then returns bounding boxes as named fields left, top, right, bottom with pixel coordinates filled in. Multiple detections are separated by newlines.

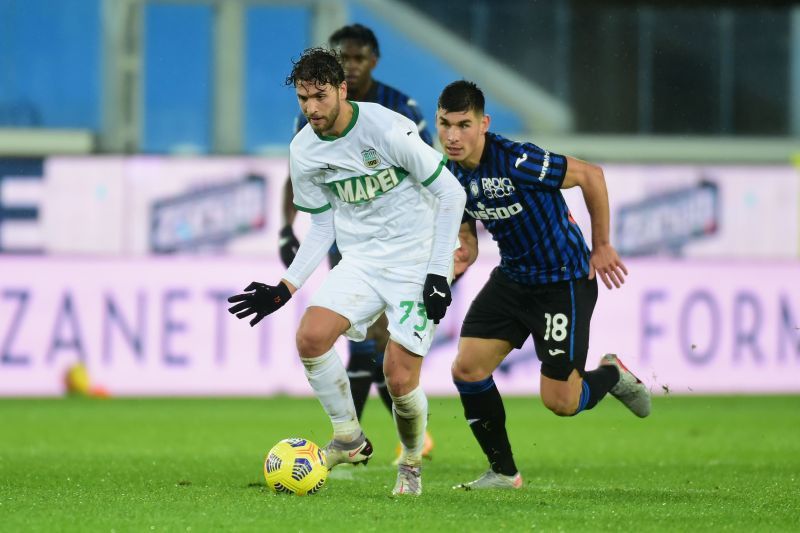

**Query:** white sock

left=391, top=386, right=428, bottom=464
left=301, top=347, right=361, bottom=442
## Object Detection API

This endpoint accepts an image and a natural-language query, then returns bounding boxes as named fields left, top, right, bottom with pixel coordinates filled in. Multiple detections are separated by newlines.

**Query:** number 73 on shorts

left=399, top=300, right=428, bottom=332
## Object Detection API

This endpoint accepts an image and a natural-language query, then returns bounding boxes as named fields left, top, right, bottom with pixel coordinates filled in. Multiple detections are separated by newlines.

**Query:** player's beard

left=308, top=99, right=340, bottom=135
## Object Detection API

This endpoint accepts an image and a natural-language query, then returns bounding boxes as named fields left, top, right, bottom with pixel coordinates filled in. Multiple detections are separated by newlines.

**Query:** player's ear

left=368, top=53, right=377, bottom=70
left=480, top=113, right=491, bottom=134
left=339, top=81, right=347, bottom=100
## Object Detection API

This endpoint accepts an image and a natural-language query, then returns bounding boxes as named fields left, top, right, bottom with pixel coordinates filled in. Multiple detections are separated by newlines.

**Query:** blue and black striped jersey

left=294, top=79, right=433, bottom=146
left=448, top=132, right=590, bottom=285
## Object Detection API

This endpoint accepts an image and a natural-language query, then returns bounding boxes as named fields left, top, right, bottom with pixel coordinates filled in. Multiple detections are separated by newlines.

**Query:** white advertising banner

left=34, top=158, right=800, bottom=258
left=41, top=157, right=293, bottom=256
left=562, top=164, right=800, bottom=258
left=1, top=257, right=798, bottom=396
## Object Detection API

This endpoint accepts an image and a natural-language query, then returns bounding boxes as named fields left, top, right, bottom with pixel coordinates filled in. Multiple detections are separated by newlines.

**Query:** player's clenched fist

left=227, top=281, right=292, bottom=326
left=422, top=274, right=452, bottom=324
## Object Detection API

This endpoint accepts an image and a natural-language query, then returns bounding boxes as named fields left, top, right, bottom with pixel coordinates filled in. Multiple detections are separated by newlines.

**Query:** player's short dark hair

left=438, top=80, right=485, bottom=115
left=329, top=23, right=380, bottom=58
left=285, top=47, right=345, bottom=87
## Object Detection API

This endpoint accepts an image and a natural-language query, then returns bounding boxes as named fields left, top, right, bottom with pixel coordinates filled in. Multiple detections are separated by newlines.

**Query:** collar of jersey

left=315, top=101, right=359, bottom=141
left=476, top=132, right=495, bottom=169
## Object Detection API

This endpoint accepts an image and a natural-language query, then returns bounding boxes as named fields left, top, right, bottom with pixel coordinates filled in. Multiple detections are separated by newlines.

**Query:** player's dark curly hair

left=329, top=23, right=380, bottom=58
left=438, top=80, right=485, bottom=114
left=285, top=47, right=345, bottom=87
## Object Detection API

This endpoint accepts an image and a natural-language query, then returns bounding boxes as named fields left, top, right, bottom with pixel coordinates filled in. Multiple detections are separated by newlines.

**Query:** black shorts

left=461, top=268, right=598, bottom=381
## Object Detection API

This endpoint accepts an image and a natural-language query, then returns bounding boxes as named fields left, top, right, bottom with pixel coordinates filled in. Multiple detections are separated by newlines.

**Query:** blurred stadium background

left=1, top=1, right=800, bottom=529
left=1, top=0, right=797, bottom=398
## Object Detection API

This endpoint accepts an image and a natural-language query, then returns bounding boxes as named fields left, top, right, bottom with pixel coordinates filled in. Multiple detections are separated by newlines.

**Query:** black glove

left=278, top=225, right=300, bottom=267
left=227, top=281, right=291, bottom=327
left=422, top=273, right=452, bottom=324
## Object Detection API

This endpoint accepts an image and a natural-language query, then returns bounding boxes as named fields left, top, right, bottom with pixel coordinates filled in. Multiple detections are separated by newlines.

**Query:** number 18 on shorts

left=461, top=268, right=598, bottom=380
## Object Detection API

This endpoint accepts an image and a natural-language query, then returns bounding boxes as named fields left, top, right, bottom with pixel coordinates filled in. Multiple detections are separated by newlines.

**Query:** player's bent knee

left=296, top=308, right=348, bottom=357
left=384, top=374, right=411, bottom=397
left=295, top=326, right=335, bottom=358
left=541, top=392, right=580, bottom=417
left=543, top=399, right=577, bottom=417
left=547, top=403, right=576, bottom=417
left=451, top=359, right=491, bottom=383
left=384, top=367, right=418, bottom=397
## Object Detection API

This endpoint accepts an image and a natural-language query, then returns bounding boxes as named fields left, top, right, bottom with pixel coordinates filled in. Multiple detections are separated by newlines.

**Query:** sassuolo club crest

left=361, top=148, right=381, bottom=169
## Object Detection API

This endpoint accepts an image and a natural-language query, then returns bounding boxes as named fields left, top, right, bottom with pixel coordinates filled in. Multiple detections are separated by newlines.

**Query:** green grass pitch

left=1, top=395, right=798, bottom=532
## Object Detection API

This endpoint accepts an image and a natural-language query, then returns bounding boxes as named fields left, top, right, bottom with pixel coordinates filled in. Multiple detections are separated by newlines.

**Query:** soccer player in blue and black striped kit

left=438, top=81, right=651, bottom=490
left=279, top=24, right=434, bottom=459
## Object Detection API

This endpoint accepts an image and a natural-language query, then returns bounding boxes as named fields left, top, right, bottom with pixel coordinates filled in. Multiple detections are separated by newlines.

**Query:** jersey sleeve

left=385, top=118, right=446, bottom=187
left=395, top=98, right=433, bottom=146
left=510, top=141, right=568, bottom=191
left=289, top=148, right=332, bottom=214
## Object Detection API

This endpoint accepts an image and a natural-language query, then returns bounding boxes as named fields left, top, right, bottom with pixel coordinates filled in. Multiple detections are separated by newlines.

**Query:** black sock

left=346, top=339, right=378, bottom=420
left=455, top=376, right=517, bottom=476
left=576, top=365, right=620, bottom=413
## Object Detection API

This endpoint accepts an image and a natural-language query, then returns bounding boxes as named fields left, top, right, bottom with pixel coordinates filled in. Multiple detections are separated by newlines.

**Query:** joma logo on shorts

left=327, top=167, right=408, bottom=204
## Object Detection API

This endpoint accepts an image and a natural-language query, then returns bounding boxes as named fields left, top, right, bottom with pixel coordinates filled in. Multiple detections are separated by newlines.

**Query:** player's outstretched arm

left=423, top=169, right=467, bottom=322
left=282, top=208, right=335, bottom=287
left=228, top=210, right=333, bottom=327
left=279, top=177, right=301, bottom=267
left=561, top=156, right=628, bottom=289
left=385, top=117, right=465, bottom=319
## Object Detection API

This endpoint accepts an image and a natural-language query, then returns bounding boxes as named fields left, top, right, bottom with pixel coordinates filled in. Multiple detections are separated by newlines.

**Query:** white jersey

left=289, top=101, right=447, bottom=267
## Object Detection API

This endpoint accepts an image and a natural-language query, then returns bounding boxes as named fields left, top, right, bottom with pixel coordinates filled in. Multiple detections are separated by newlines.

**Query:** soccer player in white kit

left=227, top=48, right=466, bottom=496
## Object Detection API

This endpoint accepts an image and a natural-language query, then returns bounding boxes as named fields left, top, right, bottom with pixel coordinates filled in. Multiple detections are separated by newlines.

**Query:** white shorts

left=309, top=258, right=436, bottom=356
